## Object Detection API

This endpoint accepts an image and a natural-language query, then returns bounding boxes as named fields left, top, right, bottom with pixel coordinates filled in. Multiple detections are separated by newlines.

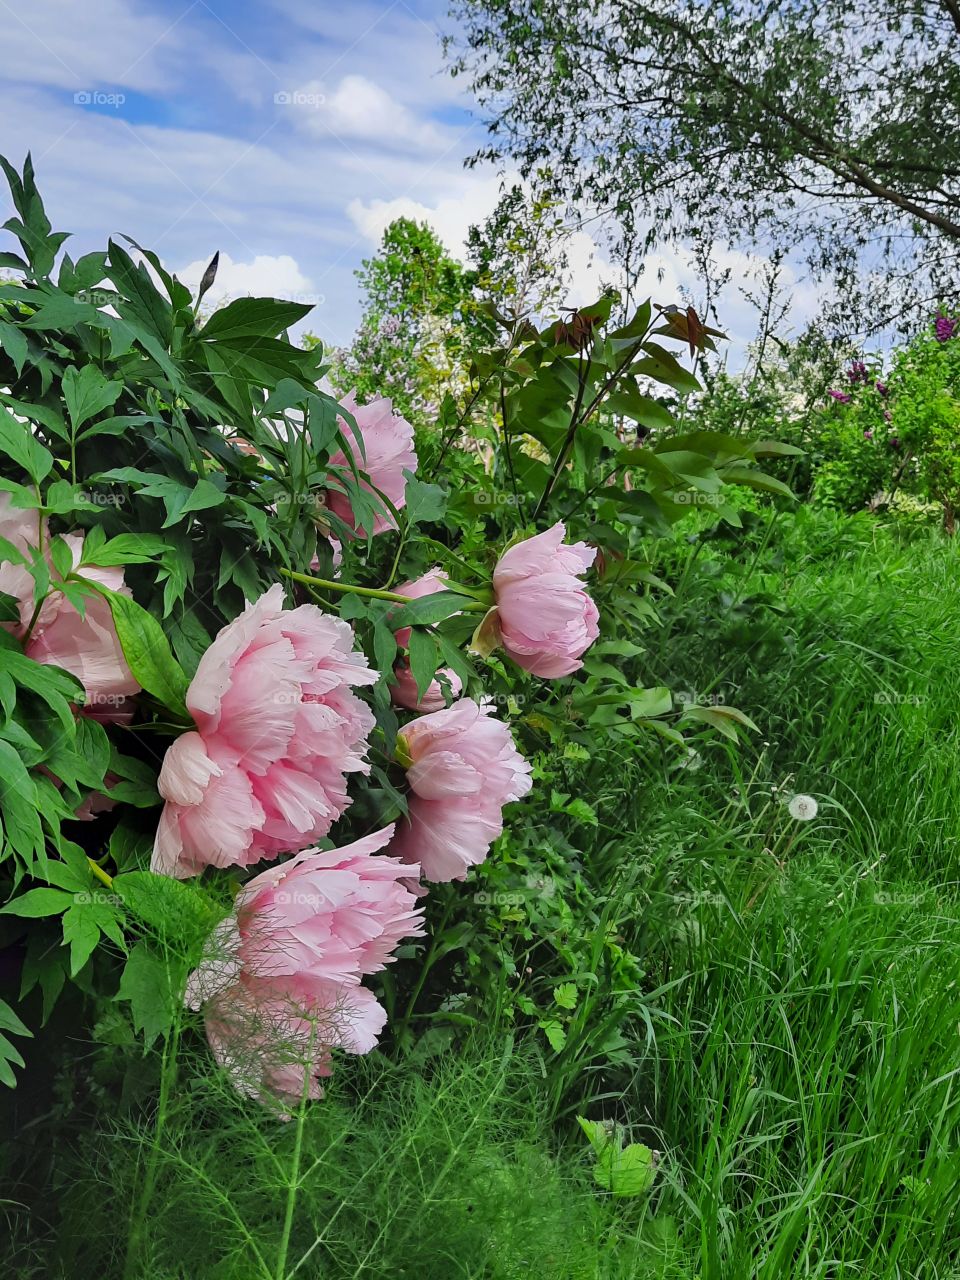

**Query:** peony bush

left=0, top=155, right=786, bottom=1105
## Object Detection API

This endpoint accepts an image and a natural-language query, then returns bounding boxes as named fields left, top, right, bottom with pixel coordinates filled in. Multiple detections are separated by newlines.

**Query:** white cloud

left=177, top=250, right=318, bottom=306
left=0, top=0, right=183, bottom=93
left=281, top=74, right=447, bottom=153
left=346, top=171, right=509, bottom=254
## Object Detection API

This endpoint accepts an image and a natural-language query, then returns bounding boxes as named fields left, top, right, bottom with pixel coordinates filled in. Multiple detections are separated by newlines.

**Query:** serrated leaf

left=61, top=905, right=101, bottom=975
left=117, top=942, right=179, bottom=1047
left=595, top=1142, right=657, bottom=1197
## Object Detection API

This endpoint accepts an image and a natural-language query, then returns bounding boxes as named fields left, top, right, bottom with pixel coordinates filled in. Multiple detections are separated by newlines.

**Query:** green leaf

left=117, top=942, right=179, bottom=1047
left=745, top=439, right=805, bottom=458
left=403, top=473, right=447, bottom=525
left=161, top=477, right=226, bottom=528
left=61, top=363, right=122, bottom=431
left=0, top=738, right=44, bottom=865
left=94, top=588, right=189, bottom=717
left=61, top=905, right=102, bottom=975
left=390, top=590, right=471, bottom=629
left=0, top=404, right=53, bottom=481
left=553, top=982, right=578, bottom=1010
left=0, top=319, right=27, bottom=375
left=80, top=532, right=168, bottom=567
left=680, top=704, right=759, bottom=741
left=200, top=296, right=313, bottom=341
left=594, top=1142, right=657, bottom=1197
left=540, top=1018, right=567, bottom=1052
left=107, top=239, right=173, bottom=346
left=408, top=628, right=439, bottom=701
left=0, top=887, right=74, bottom=917
left=0, top=996, right=31, bottom=1088
left=720, top=465, right=796, bottom=499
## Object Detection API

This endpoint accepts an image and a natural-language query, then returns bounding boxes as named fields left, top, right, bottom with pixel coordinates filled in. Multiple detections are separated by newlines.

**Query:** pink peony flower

left=25, top=540, right=139, bottom=718
left=388, top=699, right=532, bottom=882
left=324, top=391, right=417, bottom=536
left=187, top=826, right=422, bottom=1105
left=388, top=568, right=462, bottom=714
left=490, top=523, right=599, bottom=678
left=0, top=493, right=43, bottom=633
left=389, top=659, right=462, bottom=714
left=232, top=826, right=425, bottom=984
left=152, top=584, right=377, bottom=878
left=202, top=974, right=385, bottom=1107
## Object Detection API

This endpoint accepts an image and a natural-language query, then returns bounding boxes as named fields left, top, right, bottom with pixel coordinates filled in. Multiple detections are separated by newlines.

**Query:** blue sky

left=0, top=0, right=817, bottom=357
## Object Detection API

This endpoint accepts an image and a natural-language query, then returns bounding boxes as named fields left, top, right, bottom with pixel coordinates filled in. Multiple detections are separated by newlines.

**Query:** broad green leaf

left=0, top=887, right=74, bottom=917
left=0, top=404, right=53, bottom=481
left=201, top=296, right=313, bottom=341
left=408, top=628, right=439, bottom=701
left=390, top=590, right=472, bottom=629
left=61, top=363, right=122, bottom=430
left=94, top=587, right=189, bottom=717
left=595, top=1142, right=657, bottom=1197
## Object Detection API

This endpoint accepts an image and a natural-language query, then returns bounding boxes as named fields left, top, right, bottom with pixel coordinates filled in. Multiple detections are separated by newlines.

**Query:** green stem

left=400, top=897, right=454, bottom=1031
left=281, top=569, right=487, bottom=611
left=124, top=1016, right=181, bottom=1279
left=281, top=569, right=416, bottom=605
left=86, top=857, right=113, bottom=890
left=275, top=1035, right=312, bottom=1280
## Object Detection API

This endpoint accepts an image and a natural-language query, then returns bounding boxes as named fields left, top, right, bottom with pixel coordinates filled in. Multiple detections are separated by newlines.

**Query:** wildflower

left=788, top=794, right=818, bottom=821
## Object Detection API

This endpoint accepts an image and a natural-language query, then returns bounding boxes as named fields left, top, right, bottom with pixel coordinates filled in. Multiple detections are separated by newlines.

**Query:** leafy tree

left=447, top=0, right=960, bottom=333
left=325, top=218, right=475, bottom=426
left=466, top=169, right=571, bottom=328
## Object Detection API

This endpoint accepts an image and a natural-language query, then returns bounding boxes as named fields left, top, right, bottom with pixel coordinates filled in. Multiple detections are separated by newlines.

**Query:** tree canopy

left=447, top=0, right=960, bottom=333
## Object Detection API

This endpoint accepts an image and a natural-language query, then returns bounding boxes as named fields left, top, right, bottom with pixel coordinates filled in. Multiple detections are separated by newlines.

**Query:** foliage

left=321, top=217, right=476, bottom=427
left=447, top=0, right=960, bottom=332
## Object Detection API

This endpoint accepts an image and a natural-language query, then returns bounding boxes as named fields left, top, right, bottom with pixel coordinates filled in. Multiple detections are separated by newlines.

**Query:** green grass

left=617, top=512, right=960, bottom=1276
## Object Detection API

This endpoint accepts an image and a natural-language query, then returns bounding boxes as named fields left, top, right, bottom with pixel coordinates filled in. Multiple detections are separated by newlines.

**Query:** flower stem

left=280, top=568, right=416, bottom=604
left=275, top=1032, right=312, bottom=1280
left=124, top=1015, right=180, bottom=1279
left=87, top=858, right=114, bottom=889
left=280, top=568, right=487, bottom=610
